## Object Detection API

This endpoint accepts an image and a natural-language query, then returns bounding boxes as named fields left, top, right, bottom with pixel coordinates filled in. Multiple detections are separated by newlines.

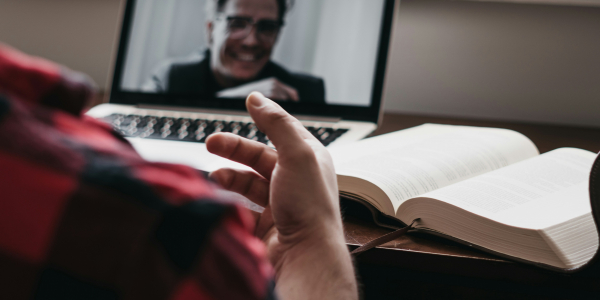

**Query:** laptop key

left=103, top=113, right=348, bottom=146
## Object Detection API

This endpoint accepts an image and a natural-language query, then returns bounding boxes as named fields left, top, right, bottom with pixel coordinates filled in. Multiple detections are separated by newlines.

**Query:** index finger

left=206, top=132, right=278, bottom=180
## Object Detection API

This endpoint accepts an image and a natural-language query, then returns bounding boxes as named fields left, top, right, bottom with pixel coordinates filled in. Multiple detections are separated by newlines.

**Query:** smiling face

left=208, top=0, right=280, bottom=87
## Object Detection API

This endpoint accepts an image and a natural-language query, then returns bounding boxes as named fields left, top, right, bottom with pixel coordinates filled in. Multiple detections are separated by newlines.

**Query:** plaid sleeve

left=0, top=43, right=95, bottom=116
left=0, top=46, right=277, bottom=300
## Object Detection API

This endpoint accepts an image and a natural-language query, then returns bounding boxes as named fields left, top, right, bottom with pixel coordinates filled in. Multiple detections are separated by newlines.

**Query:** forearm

left=273, top=228, right=358, bottom=300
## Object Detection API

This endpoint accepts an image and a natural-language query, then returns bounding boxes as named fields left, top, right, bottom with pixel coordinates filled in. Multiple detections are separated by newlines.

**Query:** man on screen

left=143, top=0, right=326, bottom=103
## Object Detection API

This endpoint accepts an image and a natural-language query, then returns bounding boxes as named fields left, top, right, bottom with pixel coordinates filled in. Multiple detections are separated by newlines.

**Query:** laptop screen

left=110, top=0, right=395, bottom=123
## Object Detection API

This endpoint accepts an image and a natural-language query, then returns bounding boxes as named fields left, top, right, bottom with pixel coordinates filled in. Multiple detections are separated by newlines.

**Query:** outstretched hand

left=206, top=92, right=357, bottom=300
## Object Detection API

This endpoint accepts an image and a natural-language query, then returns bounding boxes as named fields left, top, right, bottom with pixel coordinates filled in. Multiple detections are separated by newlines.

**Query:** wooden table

left=346, top=112, right=600, bottom=299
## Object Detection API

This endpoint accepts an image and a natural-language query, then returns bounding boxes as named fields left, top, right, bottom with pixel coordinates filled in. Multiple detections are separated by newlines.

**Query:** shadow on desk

left=343, top=199, right=600, bottom=299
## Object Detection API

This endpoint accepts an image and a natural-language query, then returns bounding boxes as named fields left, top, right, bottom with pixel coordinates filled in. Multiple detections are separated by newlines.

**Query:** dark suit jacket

left=143, top=51, right=326, bottom=104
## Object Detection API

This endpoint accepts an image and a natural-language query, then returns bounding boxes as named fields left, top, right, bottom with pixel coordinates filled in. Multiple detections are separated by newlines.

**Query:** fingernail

left=248, top=92, right=267, bottom=108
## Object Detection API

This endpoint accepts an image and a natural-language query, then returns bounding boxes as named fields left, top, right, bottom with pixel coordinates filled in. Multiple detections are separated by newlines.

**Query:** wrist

left=275, top=213, right=345, bottom=251
left=273, top=230, right=357, bottom=300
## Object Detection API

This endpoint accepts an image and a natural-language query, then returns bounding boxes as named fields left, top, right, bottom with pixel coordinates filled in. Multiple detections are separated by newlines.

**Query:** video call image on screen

left=120, top=0, right=386, bottom=107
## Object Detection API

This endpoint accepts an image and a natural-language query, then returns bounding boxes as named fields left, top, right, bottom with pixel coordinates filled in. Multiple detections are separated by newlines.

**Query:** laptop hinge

left=289, top=114, right=341, bottom=123
left=136, top=104, right=342, bottom=123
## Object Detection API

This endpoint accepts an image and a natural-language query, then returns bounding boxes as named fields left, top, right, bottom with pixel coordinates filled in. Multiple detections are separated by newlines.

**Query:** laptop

left=87, top=0, right=396, bottom=172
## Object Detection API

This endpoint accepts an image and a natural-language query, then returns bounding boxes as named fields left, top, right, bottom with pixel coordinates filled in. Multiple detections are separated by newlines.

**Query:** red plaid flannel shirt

left=0, top=44, right=276, bottom=300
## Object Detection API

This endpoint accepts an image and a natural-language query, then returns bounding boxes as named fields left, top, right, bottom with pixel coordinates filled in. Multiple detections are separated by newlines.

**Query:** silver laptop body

left=88, top=0, right=396, bottom=172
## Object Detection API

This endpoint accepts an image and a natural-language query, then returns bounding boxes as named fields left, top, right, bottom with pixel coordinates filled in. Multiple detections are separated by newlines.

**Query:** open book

left=329, top=124, right=599, bottom=272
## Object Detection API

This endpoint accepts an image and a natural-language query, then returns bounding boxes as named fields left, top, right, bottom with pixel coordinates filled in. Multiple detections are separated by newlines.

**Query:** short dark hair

left=209, top=0, right=293, bottom=23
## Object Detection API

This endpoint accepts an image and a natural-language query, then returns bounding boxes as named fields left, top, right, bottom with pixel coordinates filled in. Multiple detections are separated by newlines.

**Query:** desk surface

left=345, top=112, right=600, bottom=298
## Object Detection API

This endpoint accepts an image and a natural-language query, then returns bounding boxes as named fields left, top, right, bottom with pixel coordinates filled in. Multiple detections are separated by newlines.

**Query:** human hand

left=206, top=92, right=357, bottom=300
left=216, top=78, right=300, bottom=102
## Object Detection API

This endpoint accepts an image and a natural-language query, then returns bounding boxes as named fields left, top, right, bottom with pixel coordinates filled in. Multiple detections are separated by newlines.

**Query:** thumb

left=246, top=92, right=316, bottom=154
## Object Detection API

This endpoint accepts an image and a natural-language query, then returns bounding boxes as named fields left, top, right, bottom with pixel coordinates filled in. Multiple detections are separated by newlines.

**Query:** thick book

left=329, top=124, right=600, bottom=272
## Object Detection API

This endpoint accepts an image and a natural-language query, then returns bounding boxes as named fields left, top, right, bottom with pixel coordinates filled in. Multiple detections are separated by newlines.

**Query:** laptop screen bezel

left=108, top=0, right=395, bottom=123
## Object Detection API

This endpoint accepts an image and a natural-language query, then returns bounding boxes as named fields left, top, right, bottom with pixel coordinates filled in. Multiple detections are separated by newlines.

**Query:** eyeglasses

left=218, top=15, right=283, bottom=43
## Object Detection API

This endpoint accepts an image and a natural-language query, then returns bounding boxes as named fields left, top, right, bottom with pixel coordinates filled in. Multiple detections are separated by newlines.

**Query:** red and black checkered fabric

left=0, top=44, right=277, bottom=300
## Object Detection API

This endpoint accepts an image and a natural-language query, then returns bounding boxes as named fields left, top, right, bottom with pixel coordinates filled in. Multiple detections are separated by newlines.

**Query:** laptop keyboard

left=102, top=113, right=349, bottom=146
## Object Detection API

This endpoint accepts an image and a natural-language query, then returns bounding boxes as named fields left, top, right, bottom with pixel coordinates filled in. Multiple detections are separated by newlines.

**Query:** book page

left=330, top=124, right=539, bottom=212
left=418, top=148, right=596, bottom=229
